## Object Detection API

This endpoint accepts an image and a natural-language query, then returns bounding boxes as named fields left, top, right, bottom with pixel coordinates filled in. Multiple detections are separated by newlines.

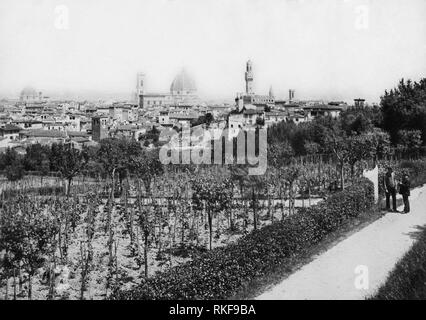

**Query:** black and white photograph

left=0, top=0, right=426, bottom=311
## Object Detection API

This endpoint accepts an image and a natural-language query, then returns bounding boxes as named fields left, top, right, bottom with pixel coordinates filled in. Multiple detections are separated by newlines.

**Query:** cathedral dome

left=170, top=69, right=197, bottom=94
left=20, top=86, right=38, bottom=98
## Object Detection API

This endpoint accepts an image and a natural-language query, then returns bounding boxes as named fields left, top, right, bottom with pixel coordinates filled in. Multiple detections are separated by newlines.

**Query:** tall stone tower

left=92, top=115, right=109, bottom=142
left=289, top=89, right=295, bottom=103
left=245, top=60, right=254, bottom=95
left=136, top=72, right=145, bottom=107
left=136, top=72, right=145, bottom=96
left=269, top=85, right=274, bottom=98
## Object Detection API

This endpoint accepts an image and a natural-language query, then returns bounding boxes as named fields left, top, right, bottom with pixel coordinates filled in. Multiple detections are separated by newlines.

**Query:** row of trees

left=266, top=77, right=426, bottom=189
left=268, top=120, right=391, bottom=190
left=268, top=107, right=422, bottom=159
left=381, top=78, right=426, bottom=146
left=268, top=78, right=426, bottom=160
left=0, top=139, right=163, bottom=191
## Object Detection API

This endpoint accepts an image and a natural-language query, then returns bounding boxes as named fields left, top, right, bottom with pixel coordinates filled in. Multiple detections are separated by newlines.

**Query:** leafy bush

left=0, top=195, right=59, bottom=298
left=378, top=159, right=426, bottom=196
left=5, top=163, right=24, bottom=181
left=399, top=159, right=426, bottom=188
left=111, top=178, right=374, bottom=300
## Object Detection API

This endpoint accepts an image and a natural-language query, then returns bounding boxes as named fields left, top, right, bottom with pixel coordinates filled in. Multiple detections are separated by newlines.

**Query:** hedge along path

left=257, top=184, right=426, bottom=300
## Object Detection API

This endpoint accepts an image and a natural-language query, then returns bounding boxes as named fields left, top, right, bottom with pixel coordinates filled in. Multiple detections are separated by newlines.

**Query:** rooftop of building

left=20, top=129, right=66, bottom=138
left=243, top=109, right=264, bottom=115
left=0, top=124, right=22, bottom=132
left=92, top=114, right=109, bottom=119
left=115, top=125, right=142, bottom=131
left=13, top=119, right=43, bottom=124
left=67, top=131, right=89, bottom=137
left=265, top=111, right=287, bottom=116
left=169, top=113, right=199, bottom=120
left=69, top=136, right=91, bottom=143
left=302, top=104, right=345, bottom=110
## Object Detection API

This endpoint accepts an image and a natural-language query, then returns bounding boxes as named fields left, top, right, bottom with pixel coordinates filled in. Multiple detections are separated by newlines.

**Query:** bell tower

left=136, top=72, right=145, bottom=96
left=245, top=60, right=254, bottom=95
left=269, top=85, right=274, bottom=98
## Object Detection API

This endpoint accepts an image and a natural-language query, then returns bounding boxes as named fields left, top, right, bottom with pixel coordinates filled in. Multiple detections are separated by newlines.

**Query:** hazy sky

left=0, top=0, right=425, bottom=102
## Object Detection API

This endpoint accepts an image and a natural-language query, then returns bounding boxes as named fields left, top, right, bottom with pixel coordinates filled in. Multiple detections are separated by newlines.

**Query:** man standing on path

left=384, top=167, right=397, bottom=212
left=399, top=173, right=411, bottom=213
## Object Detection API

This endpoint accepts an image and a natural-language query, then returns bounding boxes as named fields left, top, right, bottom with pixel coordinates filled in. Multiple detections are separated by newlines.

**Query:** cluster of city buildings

left=0, top=60, right=359, bottom=154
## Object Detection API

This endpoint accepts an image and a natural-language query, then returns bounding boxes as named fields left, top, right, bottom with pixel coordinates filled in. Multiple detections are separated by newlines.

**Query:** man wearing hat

left=399, top=173, right=411, bottom=214
left=384, top=167, right=397, bottom=212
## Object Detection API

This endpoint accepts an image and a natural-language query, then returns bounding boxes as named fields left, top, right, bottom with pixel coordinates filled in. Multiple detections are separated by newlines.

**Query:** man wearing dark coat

left=384, top=167, right=397, bottom=212
left=399, top=173, right=411, bottom=214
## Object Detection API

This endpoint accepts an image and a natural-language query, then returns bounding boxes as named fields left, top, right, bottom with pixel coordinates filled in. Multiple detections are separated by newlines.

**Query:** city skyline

left=1, top=0, right=425, bottom=103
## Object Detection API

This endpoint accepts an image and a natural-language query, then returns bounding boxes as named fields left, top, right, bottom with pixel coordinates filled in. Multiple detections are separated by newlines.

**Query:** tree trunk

left=80, top=242, right=89, bottom=300
left=28, top=273, right=32, bottom=300
left=108, top=168, right=116, bottom=267
left=13, top=269, right=16, bottom=300
left=67, top=178, right=72, bottom=196
left=158, top=207, right=164, bottom=253
left=181, top=210, right=185, bottom=245
left=115, top=241, right=119, bottom=286
left=308, top=185, right=311, bottom=207
left=267, top=191, right=272, bottom=221
left=136, top=179, right=149, bottom=278
left=144, top=230, right=149, bottom=278
left=48, top=260, right=55, bottom=300
left=144, top=178, right=152, bottom=197
left=80, top=269, right=85, bottom=299
left=125, top=177, right=133, bottom=244
left=318, top=158, right=322, bottom=192
left=58, top=226, right=63, bottom=262
left=229, top=207, right=234, bottom=231
left=208, top=209, right=212, bottom=250
left=243, top=200, right=248, bottom=229
left=340, top=162, right=345, bottom=190
left=4, top=276, right=8, bottom=300
left=19, top=267, right=22, bottom=294
left=252, top=187, right=257, bottom=230
left=130, top=207, right=134, bottom=245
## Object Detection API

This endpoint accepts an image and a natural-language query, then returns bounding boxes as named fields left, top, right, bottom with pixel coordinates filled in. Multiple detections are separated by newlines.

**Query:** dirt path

left=256, top=185, right=426, bottom=300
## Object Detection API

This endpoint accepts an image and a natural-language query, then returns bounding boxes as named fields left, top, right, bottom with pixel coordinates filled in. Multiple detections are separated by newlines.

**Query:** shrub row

left=0, top=185, right=65, bottom=199
left=378, top=159, right=426, bottom=195
left=399, top=159, right=426, bottom=189
left=111, top=178, right=374, bottom=300
left=370, top=225, right=426, bottom=299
